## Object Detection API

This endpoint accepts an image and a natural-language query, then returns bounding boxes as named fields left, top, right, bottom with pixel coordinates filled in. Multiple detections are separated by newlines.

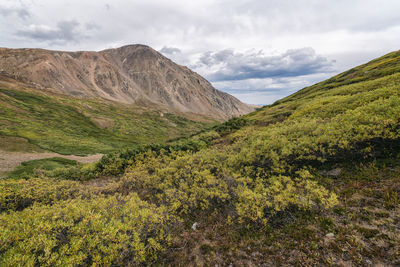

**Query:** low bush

left=0, top=178, right=81, bottom=212
left=0, top=194, right=172, bottom=266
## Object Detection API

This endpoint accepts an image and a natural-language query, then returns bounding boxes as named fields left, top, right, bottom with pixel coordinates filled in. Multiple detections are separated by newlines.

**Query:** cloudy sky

left=1, top=0, right=400, bottom=104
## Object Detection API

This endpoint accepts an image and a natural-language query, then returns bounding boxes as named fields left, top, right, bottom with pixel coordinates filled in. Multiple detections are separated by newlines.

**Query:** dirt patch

left=0, top=150, right=103, bottom=176
left=90, top=117, right=115, bottom=129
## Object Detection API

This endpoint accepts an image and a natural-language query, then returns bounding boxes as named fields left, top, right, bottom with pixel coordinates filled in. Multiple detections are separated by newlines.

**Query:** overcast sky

left=1, top=0, right=400, bottom=104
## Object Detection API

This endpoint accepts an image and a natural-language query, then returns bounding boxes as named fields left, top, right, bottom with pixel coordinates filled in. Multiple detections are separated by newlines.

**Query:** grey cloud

left=199, top=49, right=234, bottom=66
left=16, top=20, right=83, bottom=43
left=0, top=5, right=30, bottom=19
left=209, top=71, right=332, bottom=104
left=197, top=48, right=334, bottom=82
left=159, top=46, right=181, bottom=55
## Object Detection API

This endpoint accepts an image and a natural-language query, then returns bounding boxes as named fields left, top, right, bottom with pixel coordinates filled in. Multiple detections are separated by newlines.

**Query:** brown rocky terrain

left=0, top=45, right=253, bottom=120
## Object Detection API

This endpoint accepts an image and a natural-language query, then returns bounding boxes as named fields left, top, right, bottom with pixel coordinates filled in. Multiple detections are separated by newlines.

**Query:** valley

left=0, top=48, right=399, bottom=265
left=0, top=45, right=254, bottom=178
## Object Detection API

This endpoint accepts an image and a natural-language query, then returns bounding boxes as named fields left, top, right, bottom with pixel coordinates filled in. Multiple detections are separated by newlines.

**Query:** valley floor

left=0, top=150, right=102, bottom=177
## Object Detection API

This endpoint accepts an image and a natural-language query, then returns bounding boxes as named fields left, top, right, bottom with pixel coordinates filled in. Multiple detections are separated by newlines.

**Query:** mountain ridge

left=0, top=44, right=253, bottom=120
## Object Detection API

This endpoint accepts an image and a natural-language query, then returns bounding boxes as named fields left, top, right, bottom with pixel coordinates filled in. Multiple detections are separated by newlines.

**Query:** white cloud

left=159, top=46, right=181, bottom=55
left=16, top=21, right=84, bottom=44
left=0, top=1, right=30, bottom=19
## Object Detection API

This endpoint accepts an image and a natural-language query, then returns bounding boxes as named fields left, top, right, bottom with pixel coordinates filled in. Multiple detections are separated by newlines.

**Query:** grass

left=0, top=136, right=44, bottom=152
left=6, top=157, right=79, bottom=179
left=0, top=87, right=210, bottom=155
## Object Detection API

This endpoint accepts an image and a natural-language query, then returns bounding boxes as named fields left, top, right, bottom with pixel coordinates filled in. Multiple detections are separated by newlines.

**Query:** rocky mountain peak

left=0, top=45, right=254, bottom=120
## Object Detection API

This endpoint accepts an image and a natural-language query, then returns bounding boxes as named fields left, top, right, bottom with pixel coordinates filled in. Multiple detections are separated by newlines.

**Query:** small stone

left=326, top=233, right=335, bottom=238
left=191, top=222, right=199, bottom=231
left=319, top=168, right=342, bottom=178
left=326, top=168, right=342, bottom=177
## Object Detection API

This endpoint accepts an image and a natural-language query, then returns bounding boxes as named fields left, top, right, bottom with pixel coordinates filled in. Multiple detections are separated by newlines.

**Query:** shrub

left=44, top=163, right=98, bottom=181
left=235, top=170, right=338, bottom=222
left=0, top=178, right=81, bottom=212
left=121, top=151, right=337, bottom=224
left=213, top=117, right=248, bottom=135
left=121, top=150, right=231, bottom=215
left=0, top=194, right=172, bottom=266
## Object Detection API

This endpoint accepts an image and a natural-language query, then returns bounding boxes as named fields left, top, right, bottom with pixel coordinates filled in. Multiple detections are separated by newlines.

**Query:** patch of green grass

left=7, top=157, right=79, bottom=179
left=383, top=190, right=399, bottom=209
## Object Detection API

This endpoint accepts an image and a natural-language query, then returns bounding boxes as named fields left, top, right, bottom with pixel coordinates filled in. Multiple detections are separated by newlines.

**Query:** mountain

left=0, top=45, right=253, bottom=120
left=1, top=50, right=399, bottom=266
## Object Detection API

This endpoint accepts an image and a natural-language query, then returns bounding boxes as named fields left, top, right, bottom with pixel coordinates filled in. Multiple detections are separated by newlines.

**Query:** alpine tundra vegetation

left=1, top=50, right=400, bottom=265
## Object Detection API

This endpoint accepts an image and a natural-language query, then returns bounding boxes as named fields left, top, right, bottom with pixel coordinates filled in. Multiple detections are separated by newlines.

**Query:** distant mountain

left=0, top=45, right=253, bottom=120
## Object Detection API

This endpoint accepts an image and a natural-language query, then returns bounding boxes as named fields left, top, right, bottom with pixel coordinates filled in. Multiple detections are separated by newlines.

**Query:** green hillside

left=0, top=86, right=210, bottom=155
left=1, top=51, right=399, bottom=265
left=277, top=49, right=400, bottom=105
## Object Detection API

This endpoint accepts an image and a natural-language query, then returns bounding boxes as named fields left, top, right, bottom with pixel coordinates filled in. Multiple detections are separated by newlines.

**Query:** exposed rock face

left=0, top=45, right=253, bottom=120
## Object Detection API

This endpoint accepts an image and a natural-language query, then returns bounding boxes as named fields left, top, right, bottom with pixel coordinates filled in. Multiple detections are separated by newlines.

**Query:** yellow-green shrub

left=235, top=170, right=338, bottom=222
left=227, top=88, right=400, bottom=179
left=120, top=150, right=337, bottom=224
left=122, top=150, right=231, bottom=215
left=0, top=178, right=81, bottom=212
left=0, top=194, right=171, bottom=266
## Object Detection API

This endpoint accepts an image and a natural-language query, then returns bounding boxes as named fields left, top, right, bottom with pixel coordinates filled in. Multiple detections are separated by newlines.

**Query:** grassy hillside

left=0, top=86, right=210, bottom=155
left=0, top=51, right=399, bottom=265
left=276, top=49, right=400, bottom=104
